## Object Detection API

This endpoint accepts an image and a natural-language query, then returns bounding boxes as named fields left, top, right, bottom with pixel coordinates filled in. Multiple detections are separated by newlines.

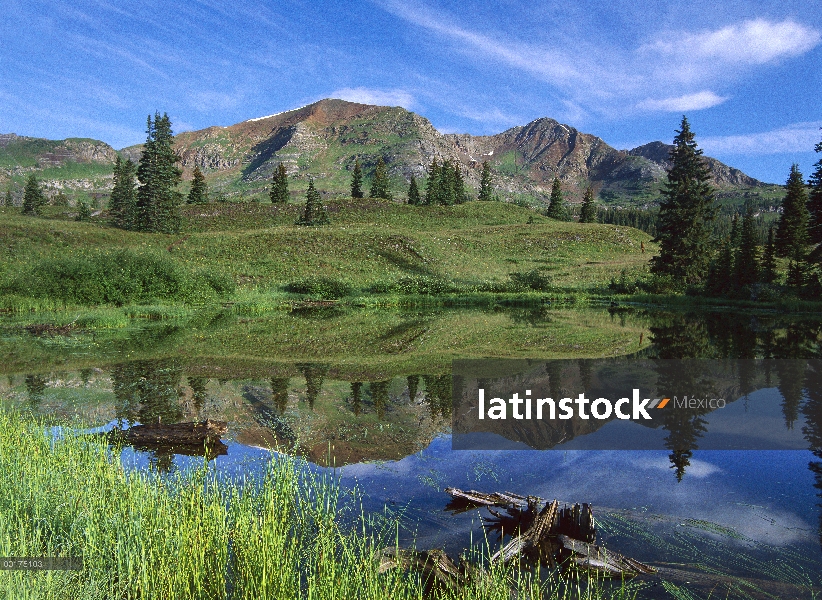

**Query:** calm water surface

left=2, top=305, right=821, bottom=597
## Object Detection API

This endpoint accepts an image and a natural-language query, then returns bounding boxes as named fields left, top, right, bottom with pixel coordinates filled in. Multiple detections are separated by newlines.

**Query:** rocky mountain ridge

left=1, top=99, right=771, bottom=206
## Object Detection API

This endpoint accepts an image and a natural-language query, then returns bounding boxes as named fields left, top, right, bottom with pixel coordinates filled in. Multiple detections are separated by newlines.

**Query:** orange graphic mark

left=657, top=398, right=670, bottom=409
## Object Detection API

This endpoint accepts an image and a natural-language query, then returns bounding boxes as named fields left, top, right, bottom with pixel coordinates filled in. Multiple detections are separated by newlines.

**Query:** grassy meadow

left=0, top=198, right=653, bottom=316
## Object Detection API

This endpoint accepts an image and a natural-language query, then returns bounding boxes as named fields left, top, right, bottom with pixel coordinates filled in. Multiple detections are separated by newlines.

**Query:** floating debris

left=381, top=487, right=654, bottom=593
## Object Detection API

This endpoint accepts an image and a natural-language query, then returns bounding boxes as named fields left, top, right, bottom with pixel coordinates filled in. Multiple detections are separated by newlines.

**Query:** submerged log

left=491, top=499, right=559, bottom=566
left=555, top=535, right=656, bottom=577
left=109, top=419, right=228, bottom=445
left=443, top=487, right=651, bottom=579
left=443, top=487, right=539, bottom=513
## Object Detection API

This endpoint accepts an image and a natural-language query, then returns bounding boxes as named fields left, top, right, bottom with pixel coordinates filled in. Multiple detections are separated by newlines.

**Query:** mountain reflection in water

left=5, top=306, right=822, bottom=560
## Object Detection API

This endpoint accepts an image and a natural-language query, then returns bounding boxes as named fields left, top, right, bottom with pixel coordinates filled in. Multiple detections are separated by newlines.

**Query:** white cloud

left=375, top=3, right=820, bottom=121
left=638, top=91, right=728, bottom=112
left=701, top=121, right=822, bottom=155
left=375, top=0, right=606, bottom=93
left=328, top=87, right=415, bottom=109
left=648, top=19, right=821, bottom=65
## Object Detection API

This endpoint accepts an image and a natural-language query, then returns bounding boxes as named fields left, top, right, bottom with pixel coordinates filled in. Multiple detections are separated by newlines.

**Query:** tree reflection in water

left=423, top=374, right=452, bottom=420
left=297, top=363, right=328, bottom=410
left=647, top=310, right=822, bottom=548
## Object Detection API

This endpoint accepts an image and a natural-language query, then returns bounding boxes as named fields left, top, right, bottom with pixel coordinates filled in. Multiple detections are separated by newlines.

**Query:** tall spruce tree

left=369, top=157, right=391, bottom=200
left=135, top=113, right=182, bottom=233
left=187, top=165, right=208, bottom=204
left=809, top=128, right=822, bottom=244
left=705, top=237, right=733, bottom=296
left=775, top=164, right=810, bottom=261
left=546, top=178, right=567, bottom=220
left=478, top=161, right=493, bottom=201
left=452, top=163, right=468, bottom=204
left=407, top=176, right=421, bottom=205
left=350, top=159, right=364, bottom=199
left=270, top=163, right=289, bottom=203
left=296, top=177, right=329, bottom=226
left=650, top=116, right=716, bottom=285
left=437, top=160, right=455, bottom=206
left=735, top=205, right=760, bottom=289
left=22, top=174, right=44, bottom=216
left=424, top=158, right=440, bottom=206
left=108, top=156, right=137, bottom=229
left=761, top=226, right=777, bottom=285
left=579, top=186, right=597, bottom=223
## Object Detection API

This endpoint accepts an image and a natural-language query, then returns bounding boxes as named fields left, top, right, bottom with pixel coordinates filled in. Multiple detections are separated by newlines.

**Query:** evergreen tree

left=75, top=200, right=91, bottom=222
left=369, top=157, right=392, bottom=200
left=350, top=159, right=364, bottom=199
left=545, top=178, right=567, bottom=220
left=705, top=237, right=733, bottom=296
left=452, top=163, right=468, bottom=204
left=270, top=163, right=289, bottom=203
left=296, top=177, right=329, bottom=225
left=734, top=205, right=760, bottom=289
left=650, top=116, right=716, bottom=285
left=22, top=174, right=44, bottom=215
left=4, top=188, right=13, bottom=207
left=729, top=212, right=741, bottom=250
left=478, top=161, right=493, bottom=201
left=407, top=175, right=421, bottom=205
left=761, top=226, right=778, bottom=284
left=424, top=158, right=440, bottom=206
left=808, top=128, right=822, bottom=244
left=579, top=186, right=597, bottom=223
left=437, top=160, right=455, bottom=206
left=109, top=156, right=137, bottom=229
left=775, top=165, right=810, bottom=268
left=187, top=165, right=208, bottom=204
left=135, top=113, right=182, bottom=233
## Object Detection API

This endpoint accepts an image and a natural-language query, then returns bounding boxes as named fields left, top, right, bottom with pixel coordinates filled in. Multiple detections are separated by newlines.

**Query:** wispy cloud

left=701, top=122, right=822, bottom=155
left=646, top=19, right=821, bottom=66
left=376, top=0, right=606, bottom=93
left=375, top=2, right=820, bottom=120
left=637, top=91, right=728, bottom=112
left=329, top=87, right=415, bottom=109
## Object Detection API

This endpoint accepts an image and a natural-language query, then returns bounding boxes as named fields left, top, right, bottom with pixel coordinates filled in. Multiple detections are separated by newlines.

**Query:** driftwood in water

left=106, top=420, right=229, bottom=460
left=109, top=419, right=227, bottom=445
left=555, top=535, right=656, bottom=577
left=444, top=487, right=536, bottom=513
left=380, top=487, right=655, bottom=596
left=491, top=499, right=559, bottom=566
left=446, top=488, right=596, bottom=545
left=446, top=487, right=652, bottom=578
left=379, top=548, right=477, bottom=595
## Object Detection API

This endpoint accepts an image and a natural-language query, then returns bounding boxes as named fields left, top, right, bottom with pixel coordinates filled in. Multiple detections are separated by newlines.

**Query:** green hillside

left=0, top=198, right=653, bottom=313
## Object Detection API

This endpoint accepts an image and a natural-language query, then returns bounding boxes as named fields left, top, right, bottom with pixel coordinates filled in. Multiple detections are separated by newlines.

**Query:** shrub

left=508, top=269, right=552, bottom=291
left=284, top=277, right=353, bottom=300
left=2, top=249, right=234, bottom=306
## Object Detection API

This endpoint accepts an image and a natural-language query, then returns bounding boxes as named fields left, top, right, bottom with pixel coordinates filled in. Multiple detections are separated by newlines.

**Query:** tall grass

left=1, top=249, right=234, bottom=309
left=0, top=410, right=639, bottom=599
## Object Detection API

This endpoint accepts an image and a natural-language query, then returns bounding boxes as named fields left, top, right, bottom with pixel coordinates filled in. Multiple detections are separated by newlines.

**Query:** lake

left=2, top=304, right=820, bottom=598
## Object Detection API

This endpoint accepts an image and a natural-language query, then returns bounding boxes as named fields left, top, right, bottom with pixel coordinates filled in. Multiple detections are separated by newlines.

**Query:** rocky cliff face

left=629, top=142, right=760, bottom=188
left=1, top=99, right=768, bottom=205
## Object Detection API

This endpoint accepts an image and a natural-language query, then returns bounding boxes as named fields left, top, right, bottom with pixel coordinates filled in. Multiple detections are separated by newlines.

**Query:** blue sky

left=1, top=0, right=819, bottom=183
